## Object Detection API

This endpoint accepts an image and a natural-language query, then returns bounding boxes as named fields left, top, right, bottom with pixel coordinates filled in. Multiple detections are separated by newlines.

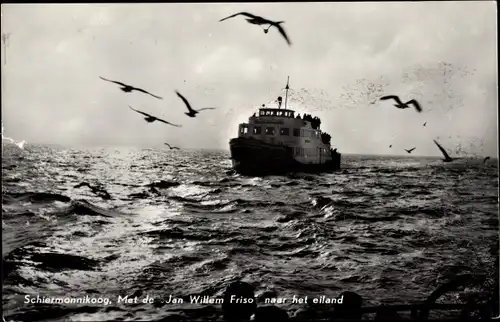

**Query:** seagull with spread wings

left=164, top=143, right=180, bottom=150
left=1, top=123, right=26, bottom=149
left=99, top=76, right=163, bottom=100
left=175, top=91, right=216, bottom=118
left=128, top=106, right=182, bottom=127
left=405, top=147, right=416, bottom=154
left=380, top=95, right=422, bottom=113
left=433, top=140, right=454, bottom=162
left=483, top=156, right=491, bottom=164
left=219, top=12, right=291, bottom=46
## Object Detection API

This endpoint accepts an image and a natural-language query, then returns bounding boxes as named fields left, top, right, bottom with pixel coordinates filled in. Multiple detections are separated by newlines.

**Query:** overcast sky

left=1, top=2, right=497, bottom=156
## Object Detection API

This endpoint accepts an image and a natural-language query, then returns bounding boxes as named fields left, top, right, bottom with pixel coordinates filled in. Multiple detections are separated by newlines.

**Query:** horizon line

left=2, top=142, right=497, bottom=159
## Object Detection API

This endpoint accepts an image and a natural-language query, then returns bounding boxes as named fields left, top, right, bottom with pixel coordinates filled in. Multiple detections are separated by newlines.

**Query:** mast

left=284, top=76, right=290, bottom=110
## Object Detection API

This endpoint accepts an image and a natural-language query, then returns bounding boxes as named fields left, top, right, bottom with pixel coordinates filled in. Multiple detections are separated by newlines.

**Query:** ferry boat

left=229, top=77, right=341, bottom=176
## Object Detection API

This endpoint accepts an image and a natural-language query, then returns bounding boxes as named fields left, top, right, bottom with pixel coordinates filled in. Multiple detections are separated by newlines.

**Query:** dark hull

left=229, top=137, right=341, bottom=176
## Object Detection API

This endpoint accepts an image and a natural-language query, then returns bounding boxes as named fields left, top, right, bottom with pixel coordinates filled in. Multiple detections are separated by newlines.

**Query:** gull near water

left=405, top=147, right=416, bottom=154
left=129, top=106, right=182, bottom=127
left=99, top=76, right=163, bottom=100
left=175, top=91, right=217, bottom=118
left=380, top=95, right=423, bottom=113
left=1, top=124, right=26, bottom=149
left=433, top=140, right=454, bottom=162
left=219, top=12, right=292, bottom=46
left=164, top=143, right=180, bottom=150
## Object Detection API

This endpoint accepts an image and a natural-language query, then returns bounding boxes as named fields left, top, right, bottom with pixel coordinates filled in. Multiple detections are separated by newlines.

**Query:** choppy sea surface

left=2, top=144, right=499, bottom=321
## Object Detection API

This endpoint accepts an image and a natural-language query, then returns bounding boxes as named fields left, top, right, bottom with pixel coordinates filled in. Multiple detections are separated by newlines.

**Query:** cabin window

left=300, top=129, right=305, bottom=137
left=240, top=126, right=248, bottom=134
left=280, top=128, right=289, bottom=136
left=253, top=126, right=262, bottom=134
left=265, top=127, right=275, bottom=135
left=293, top=129, right=300, bottom=137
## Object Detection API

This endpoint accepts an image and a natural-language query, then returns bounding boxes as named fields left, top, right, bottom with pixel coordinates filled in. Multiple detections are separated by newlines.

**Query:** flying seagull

left=175, top=91, right=216, bottom=118
left=219, top=12, right=291, bottom=46
left=2, top=136, right=25, bottom=149
left=15, top=140, right=26, bottom=149
left=423, top=122, right=427, bottom=126
left=1, top=124, right=26, bottom=149
left=380, top=95, right=422, bottom=113
left=389, top=145, right=392, bottom=148
left=433, top=140, right=454, bottom=162
left=129, top=106, right=182, bottom=127
left=405, top=147, right=416, bottom=154
left=99, top=76, right=163, bottom=100
left=164, top=143, right=180, bottom=150
left=74, top=182, right=111, bottom=200
left=483, top=156, right=490, bottom=163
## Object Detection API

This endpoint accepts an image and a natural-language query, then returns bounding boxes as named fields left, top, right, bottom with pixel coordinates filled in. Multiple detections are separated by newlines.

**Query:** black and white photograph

left=1, top=2, right=498, bottom=321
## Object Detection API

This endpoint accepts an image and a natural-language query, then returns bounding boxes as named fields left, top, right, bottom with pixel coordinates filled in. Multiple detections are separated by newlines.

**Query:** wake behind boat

left=229, top=77, right=341, bottom=176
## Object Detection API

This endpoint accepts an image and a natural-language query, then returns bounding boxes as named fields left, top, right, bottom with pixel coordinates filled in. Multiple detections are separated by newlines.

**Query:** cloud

left=1, top=2, right=497, bottom=157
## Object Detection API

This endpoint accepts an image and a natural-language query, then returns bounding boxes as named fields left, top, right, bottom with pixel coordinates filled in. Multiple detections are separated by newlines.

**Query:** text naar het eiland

left=118, top=294, right=344, bottom=304
left=24, top=294, right=345, bottom=306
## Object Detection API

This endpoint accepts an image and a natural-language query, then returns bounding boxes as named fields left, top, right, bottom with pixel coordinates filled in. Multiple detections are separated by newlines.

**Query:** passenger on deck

left=252, top=113, right=256, bottom=117
left=296, top=113, right=301, bottom=119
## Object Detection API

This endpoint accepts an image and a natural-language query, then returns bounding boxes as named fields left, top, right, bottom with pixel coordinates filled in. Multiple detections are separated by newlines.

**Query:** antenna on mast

left=284, top=76, right=290, bottom=110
